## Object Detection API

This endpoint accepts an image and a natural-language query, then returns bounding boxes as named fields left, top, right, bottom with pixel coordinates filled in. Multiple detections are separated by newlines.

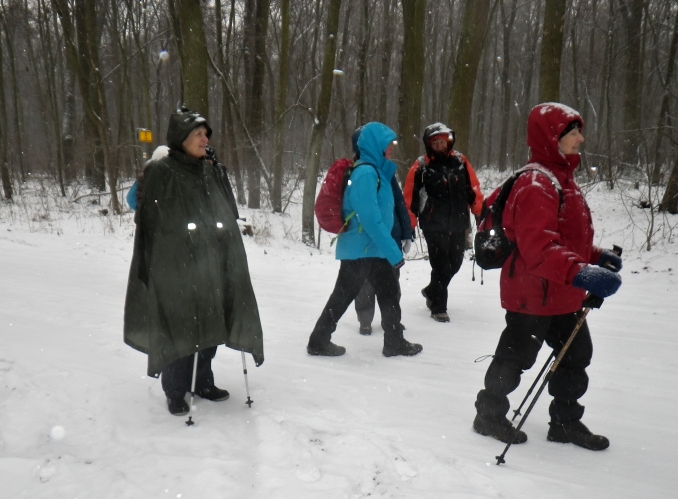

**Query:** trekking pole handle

left=601, top=245, right=623, bottom=272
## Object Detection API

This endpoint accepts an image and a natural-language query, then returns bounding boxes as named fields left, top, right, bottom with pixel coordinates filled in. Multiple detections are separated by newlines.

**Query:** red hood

left=527, top=103, right=584, bottom=173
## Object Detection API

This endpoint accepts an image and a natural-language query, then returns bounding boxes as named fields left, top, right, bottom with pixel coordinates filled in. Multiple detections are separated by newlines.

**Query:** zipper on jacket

left=541, top=278, right=549, bottom=307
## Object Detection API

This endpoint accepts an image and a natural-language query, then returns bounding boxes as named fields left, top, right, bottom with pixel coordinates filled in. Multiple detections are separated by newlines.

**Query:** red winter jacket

left=500, top=103, right=603, bottom=315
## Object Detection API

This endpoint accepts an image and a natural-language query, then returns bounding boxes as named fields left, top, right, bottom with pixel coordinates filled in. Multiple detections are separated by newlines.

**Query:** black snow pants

left=475, top=311, right=593, bottom=424
left=422, top=230, right=466, bottom=314
left=161, top=346, right=218, bottom=399
left=308, top=258, right=403, bottom=348
left=355, top=267, right=401, bottom=328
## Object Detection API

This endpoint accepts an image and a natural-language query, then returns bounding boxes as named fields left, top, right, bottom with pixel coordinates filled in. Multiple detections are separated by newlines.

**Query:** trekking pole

left=241, top=351, right=253, bottom=408
left=495, top=295, right=602, bottom=465
left=185, top=350, right=199, bottom=426
left=509, top=244, right=622, bottom=423
left=511, top=351, right=555, bottom=421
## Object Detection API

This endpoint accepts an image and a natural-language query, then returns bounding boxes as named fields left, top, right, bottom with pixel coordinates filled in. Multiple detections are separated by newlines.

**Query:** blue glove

left=598, top=249, right=622, bottom=272
left=572, top=265, right=622, bottom=298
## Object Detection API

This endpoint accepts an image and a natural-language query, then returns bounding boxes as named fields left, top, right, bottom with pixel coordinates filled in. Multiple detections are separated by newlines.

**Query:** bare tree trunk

left=378, top=0, right=395, bottom=124
left=126, top=0, right=153, bottom=140
left=334, top=0, right=352, bottom=154
left=309, top=0, right=323, bottom=108
left=603, top=0, right=615, bottom=189
left=272, top=0, right=290, bottom=213
left=1, top=13, right=27, bottom=183
left=447, top=0, right=492, bottom=156
left=498, top=0, right=518, bottom=172
left=538, top=0, right=566, bottom=102
left=61, top=58, right=76, bottom=183
left=36, top=0, right=66, bottom=196
left=0, top=8, right=11, bottom=200
left=397, top=0, right=426, bottom=179
left=171, top=0, right=209, bottom=117
left=301, top=0, right=342, bottom=245
left=217, top=0, right=246, bottom=205
left=54, top=0, right=120, bottom=212
left=619, top=0, right=644, bottom=165
left=355, top=0, right=370, bottom=127
left=243, top=0, right=271, bottom=209
left=658, top=5, right=678, bottom=213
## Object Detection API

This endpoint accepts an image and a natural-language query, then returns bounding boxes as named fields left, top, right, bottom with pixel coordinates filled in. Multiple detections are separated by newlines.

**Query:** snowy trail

left=1, top=206, right=677, bottom=498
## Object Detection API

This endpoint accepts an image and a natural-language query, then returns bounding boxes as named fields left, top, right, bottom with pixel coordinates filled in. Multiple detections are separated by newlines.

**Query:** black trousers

left=309, top=258, right=402, bottom=348
left=422, top=230, right=466, bottom=313
left=475, top=311, right=593, bottom=423
left=355, top=267, right=401, bottom=327
left=161, top=346, right=218, bottom=399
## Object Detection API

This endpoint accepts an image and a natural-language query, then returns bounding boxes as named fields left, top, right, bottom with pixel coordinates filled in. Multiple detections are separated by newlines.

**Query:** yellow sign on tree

left=138, top=129, right=153, bottom=143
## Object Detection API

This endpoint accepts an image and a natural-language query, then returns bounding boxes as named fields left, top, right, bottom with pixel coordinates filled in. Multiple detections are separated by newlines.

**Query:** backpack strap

left=329, top=161, right=381, bottom=246
left=490, top=164, right=563, bottom=231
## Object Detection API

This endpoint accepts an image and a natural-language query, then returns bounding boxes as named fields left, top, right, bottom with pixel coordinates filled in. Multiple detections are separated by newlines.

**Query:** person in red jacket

left=472, top=103, right=622, bottom=451
left=403, top=123, right=483, bottom=322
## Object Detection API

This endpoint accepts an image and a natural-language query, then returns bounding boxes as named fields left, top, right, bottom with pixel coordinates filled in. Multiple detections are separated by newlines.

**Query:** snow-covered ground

left=1, top=179, right=676, bottom=498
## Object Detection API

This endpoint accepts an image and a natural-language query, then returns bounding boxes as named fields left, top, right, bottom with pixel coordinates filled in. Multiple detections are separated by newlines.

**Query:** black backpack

left=474, top=165, right=562, bottom=270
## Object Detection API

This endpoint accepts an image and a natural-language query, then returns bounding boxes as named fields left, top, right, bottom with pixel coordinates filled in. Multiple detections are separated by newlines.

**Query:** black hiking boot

left=473, top=413, right=528, bottom=444
left=547, top=420, right=609, bottom=450
left=167, top=397, right=190, bottom=416
left=421, top=289, right=433, bottom=311
left=359, top=324, right=372, bottom=335
left=196, top=386, right=230, bottom=402
left=431, top=312, right=450, bottom=322
left=307, top=341, right=346, bottom=356
left=382, top=336, right=423, bottom=357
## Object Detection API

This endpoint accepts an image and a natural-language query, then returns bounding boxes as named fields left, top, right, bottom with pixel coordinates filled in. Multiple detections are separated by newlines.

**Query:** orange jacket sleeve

left=403, top=159, right=420, bottom=229
left=462, top=154, right=484, bottom=216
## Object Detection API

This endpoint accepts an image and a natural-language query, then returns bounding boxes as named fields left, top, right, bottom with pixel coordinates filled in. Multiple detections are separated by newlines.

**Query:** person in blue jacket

left=351, top=127, right=414, bottom=335
left=307, top=122, right=423, bottom=358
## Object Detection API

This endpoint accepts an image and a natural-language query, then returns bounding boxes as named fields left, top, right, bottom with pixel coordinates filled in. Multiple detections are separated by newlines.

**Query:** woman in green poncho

left=124, top=107, right=264, bottom=416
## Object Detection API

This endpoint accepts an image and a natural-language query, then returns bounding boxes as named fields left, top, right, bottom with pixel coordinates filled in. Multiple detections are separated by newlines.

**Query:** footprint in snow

left=296, top=466, right=322, bottom=482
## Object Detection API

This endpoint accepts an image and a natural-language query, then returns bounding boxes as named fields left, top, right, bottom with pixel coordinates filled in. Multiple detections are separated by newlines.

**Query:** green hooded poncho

left=124, top=108, right=264, bottom=376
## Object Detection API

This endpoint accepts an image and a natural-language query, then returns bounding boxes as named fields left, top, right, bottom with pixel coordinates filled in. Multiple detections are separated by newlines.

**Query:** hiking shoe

left=421, top=289, right=433, bottom=310
left=383, top=337, right=423, bottom=357
left=431, top=312, right=450, bottom=322
left=167, top=397, right=189, bottom=416
left=473, top=413, right=527, bottom=444
left=196, top=386, right=230, bottom=402
left=547, top=420, right=609, bottom=451
left=359, top=324, right=372, bottom=335
left=307, top=341, right=346, bottom=356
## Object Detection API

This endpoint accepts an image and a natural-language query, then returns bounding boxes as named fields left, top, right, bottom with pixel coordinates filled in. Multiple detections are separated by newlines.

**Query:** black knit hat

left=559, top=120, right=581, bottom=139
left=166, top=106, right=212, bottom=152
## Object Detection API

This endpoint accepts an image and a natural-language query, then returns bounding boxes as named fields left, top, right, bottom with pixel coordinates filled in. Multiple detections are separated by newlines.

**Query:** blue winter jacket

left=335, top=122, right=403, bottom=266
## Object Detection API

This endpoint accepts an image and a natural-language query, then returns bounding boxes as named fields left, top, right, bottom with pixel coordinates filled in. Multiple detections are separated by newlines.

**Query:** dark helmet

left=166, top=106, right=212, bottom=152
left=422, top=122, right=455, bottom=157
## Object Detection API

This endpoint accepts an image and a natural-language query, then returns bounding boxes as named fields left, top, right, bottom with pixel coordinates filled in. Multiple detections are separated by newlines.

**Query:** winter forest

left=1, top=1, right=678, bottom=498
left=0, top=0, right=677, bottom=239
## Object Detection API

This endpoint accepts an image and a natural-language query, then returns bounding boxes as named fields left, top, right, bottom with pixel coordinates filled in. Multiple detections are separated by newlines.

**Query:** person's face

left=558, top=127, right=585, bottom=155
left=183, top=126, right=209, bottom=159
left=384, top=143, right=394, bottom=159
left=430, top=136, right=448, bottom=153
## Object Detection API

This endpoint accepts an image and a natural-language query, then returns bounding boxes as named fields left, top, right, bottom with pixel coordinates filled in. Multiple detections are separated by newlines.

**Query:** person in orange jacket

left=403, top=123, right=483, bottom=322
